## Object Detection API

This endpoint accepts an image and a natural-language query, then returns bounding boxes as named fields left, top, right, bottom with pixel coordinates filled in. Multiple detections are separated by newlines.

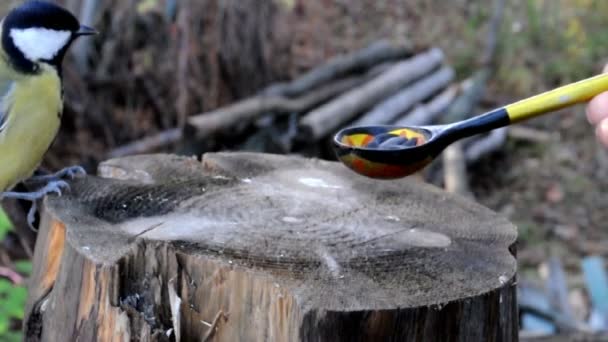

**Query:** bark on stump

left=24, top=152, right=518, bottom=341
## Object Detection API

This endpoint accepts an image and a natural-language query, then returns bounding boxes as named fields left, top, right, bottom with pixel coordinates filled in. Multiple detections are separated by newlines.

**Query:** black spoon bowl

left=333, top=125, right=433, bottom=179
left=333, top=117, right=503, bottom=179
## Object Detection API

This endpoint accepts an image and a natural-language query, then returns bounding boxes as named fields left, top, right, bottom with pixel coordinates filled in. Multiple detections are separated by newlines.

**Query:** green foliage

left=13, top=261, right=31, bottom=276
left=0, top=207, right=12, bottom=241
left=516, top=221, right=545, bottom=245
left=491, top=0, right=608, bottom=96
left=452, top=3, right=490, bottom=78
left=0, top=279, right=27, bottom=339
left=0, top=206, right=24, bottom=341
left=524, top=0, right=542, bottom=45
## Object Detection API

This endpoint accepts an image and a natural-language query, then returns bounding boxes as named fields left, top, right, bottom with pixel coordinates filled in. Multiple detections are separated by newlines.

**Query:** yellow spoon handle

left=505, top=73, right=608, bottom=123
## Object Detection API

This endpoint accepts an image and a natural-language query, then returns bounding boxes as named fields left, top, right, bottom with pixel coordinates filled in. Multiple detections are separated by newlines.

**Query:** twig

left=0, top=266, right=24, bottom=285
left=393, top=85, right=458, bottom=126
left=263, top=40, right=411, bottom=97
left=300, top=48, right=445, bottom=140
left=354, top=66, right=454, bottom=126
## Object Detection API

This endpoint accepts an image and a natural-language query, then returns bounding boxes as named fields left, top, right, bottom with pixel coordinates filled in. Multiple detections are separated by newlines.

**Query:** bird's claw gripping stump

left=1, top=179, right=73, bottom=230
left=0, top=165, right=87, bottom=229
left=30, top=165, right=87, bottom=183
left=23, top=153, right=518, bottom=342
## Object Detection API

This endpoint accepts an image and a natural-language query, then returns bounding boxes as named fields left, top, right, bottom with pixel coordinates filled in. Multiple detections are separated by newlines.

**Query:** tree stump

left=24, top=152, right=518, bottom=342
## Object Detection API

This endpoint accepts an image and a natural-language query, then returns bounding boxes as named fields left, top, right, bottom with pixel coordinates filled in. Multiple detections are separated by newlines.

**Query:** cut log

left=24, top=153, right=518, bottom=341
left=353, top=66, right=454, bottom=126
left=464, top=127, right=508, bottom=162
left=393, top=84, right=458, bottom=126
left=263, top=40, right=412, bottom=97
left=443, top=141, right=474, bottom=198
left=300, top=48, right=445, bottom=140
left=108, top=64, right=394, bottom=159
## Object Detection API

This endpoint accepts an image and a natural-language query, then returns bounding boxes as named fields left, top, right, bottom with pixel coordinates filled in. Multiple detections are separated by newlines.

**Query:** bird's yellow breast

left=0, top=64, right=62, bottom=191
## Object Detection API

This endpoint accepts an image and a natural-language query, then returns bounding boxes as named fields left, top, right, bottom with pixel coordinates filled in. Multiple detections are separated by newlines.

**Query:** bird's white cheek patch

left=10, top=27, right=71, bottom=61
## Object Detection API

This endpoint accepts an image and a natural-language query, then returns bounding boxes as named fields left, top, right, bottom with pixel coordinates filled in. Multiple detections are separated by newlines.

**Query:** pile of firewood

left=108, top=41, right=447, bottom=154
left=110, top=39, right=510, bottom=191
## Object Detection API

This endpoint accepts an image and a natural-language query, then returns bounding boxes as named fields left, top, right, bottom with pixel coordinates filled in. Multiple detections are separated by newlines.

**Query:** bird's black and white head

left=1, top=1, right=96, bottom=73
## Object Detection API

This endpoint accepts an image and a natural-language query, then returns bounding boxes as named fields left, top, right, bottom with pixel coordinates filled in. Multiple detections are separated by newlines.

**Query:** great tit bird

left=0, top=1, right=96, bottom=227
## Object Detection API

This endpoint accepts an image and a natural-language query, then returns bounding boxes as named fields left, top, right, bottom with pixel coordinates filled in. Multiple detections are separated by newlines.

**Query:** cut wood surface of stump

left=24, top=152, right=518, bottom=342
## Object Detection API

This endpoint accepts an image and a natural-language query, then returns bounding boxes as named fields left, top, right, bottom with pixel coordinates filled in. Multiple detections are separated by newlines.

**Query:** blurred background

left=2, top=0, right=608, bottom=340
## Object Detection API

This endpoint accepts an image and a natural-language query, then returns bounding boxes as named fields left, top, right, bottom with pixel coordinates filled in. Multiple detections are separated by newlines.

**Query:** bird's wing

left=0, top=77, right=14, bottom=133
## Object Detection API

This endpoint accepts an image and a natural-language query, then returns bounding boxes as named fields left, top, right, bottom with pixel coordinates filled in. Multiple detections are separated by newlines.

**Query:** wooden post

left=24, top=153, right=518, bottom=341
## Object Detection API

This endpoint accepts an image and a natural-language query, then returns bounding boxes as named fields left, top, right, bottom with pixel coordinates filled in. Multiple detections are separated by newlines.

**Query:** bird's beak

left=76, top=25, right=97, bottom=36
